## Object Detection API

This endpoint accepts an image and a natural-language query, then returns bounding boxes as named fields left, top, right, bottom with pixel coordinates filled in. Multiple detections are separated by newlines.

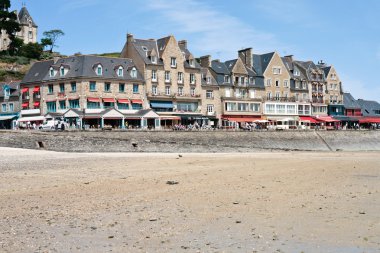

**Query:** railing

left=175, top=93, right=201, bottom=98
left=265, top=97, right=296, bottom=102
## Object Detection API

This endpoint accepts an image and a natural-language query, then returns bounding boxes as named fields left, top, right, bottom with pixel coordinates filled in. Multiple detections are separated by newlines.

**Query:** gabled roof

left=18, top=6, right=37, bottom=27
left=201, top=67, right=218, bottom=86
left=157, top=36, right=171, bottom=56
left=343, top=93, right=361, bottom=109
left=252, top=52, right=275, bottom=75
left=294, top=60, right=325, bottom=81
left=321, top=66, right=331, bottom=78
left=224, top=59, right=237, bottom=72
left=211, top=60, right=230, bottom=75
left=21, top=60, right=54, bottom=84
left=132, top=39, right=164, bottom=65
left=356, top=99, right=380, bottom=116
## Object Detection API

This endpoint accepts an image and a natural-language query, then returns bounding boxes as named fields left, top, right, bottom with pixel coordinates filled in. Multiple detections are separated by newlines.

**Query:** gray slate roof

left=22, top=55, right=143, bottom=84
left=132, top=39, right=164, bottom=65
left=211, top=60, right=230, bottom=75
left=18, top=7, right=37, bottom=27
left=343, top=93, right=361, bottom=109
left=356, top=99, right=380, bottom=116
left=0, top=81, right=20, bottom=97
left=253, top=52, right=275, bottom=75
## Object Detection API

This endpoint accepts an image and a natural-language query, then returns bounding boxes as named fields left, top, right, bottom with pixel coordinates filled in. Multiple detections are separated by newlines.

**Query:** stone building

left=121, top=34, right=207, bottom=128
left=319, top=64, right=344, bottom=116
left=19, top=55, right=158, bottom=129
left=0, top=81, right=20, bottom=129
left=0, top=6, right=38, bottom=51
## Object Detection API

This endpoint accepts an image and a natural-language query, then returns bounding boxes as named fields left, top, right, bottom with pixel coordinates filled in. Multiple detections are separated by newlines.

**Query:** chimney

left=238, top=48, right=253, bottom=68
left=284, top=55, right=294, bottom=62
left=127, top=33, right=134, bottom=43
left=178, top=40, right=187, bottom=49
left=199, top=55, right=212, bottom=68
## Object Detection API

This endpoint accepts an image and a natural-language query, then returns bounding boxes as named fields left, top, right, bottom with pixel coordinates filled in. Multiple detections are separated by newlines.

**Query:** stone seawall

left=0, top=130, right=379, bottom=153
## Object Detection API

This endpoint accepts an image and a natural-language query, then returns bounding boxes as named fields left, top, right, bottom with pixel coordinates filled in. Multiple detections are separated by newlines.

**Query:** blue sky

left=12, top=0, right=380, bottom=101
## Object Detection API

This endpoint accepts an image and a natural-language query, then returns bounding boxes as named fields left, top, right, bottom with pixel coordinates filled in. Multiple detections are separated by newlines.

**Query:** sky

left=11, top=0, right=380, bottom=101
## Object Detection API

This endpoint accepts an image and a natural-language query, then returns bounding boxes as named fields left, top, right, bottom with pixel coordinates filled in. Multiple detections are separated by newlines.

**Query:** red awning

left=117, top=99, right=130, bottom=104
left=223, top=117, right=261, bottom=123
left=316, top=116, right=340, bottom=123
left=359, top=117, right=380, bottom=123
left=33, top=86, right=40, bottom=93
left=33, top=102, right=40, bottom=107
left=131, top=99, right=143, bottom=104
left=21, top=88, right=28, bottom=93
left=103, top=98, right=115, bottom=103
left=300, top=116, right=319, bottom=123
left=22, top=102, right=28, bottom=108
left=87, top=97, right=100, bottom=103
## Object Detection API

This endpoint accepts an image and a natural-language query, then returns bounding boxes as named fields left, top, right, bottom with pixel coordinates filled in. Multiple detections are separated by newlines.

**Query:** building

left=121, top=34, right=204, bottom=128
left=0, top=6, right=38, bottom=51
left=356, top=99, right=380, bottom=117
left=343, top=93, right=362, bottom=116
left=0, top=81, right=20, bottom=129
left=319, top=63, right=344, bottom=116
left=19, top=55, right=157, bottom=129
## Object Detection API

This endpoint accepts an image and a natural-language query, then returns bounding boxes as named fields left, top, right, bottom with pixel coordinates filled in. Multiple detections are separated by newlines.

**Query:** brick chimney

left=284, top=55, right=294, bottom=62
left=178, top=40, right=187, bottom=49
left=127, top=33, right=134, bottom=43
left=238, top=48, right=253, bottom=68
left=199, top=55, right=212, bottom=68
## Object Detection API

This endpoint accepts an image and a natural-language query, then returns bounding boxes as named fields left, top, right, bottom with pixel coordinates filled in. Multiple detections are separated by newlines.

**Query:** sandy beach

left=0, top=148, right=379, bottom=252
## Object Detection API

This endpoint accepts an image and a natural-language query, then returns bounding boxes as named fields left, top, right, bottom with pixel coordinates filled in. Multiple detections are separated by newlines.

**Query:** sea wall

left=0, top=130, right=379, bottom=153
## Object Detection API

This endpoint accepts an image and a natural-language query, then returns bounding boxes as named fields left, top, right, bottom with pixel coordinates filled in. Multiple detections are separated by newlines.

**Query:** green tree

left=19, top=42, right=43, bottom=59
left=0, top=0, right=21, bottom=54
left=42, top=29, right=65, bottom=52
left=40, top=37, right=53, bottom=50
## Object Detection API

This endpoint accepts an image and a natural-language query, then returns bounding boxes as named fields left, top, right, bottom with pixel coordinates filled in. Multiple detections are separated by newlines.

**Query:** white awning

left=0, top=115, right=17, bottom=121
left=17, top=116, right=45, bottom=122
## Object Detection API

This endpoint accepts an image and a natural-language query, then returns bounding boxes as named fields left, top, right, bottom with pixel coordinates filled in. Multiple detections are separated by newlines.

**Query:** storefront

left=0, top=114, right=18, bottom=129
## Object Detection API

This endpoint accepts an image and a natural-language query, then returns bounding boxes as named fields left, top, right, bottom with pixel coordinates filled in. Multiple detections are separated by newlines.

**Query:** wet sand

left=0, top=148, right=379, bottom=252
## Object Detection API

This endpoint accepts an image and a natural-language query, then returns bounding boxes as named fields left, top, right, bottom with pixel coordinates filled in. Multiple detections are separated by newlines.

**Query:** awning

left=0, top=115, right=17, bottom=121
left=359, top=117, right=380, bottom=123
left=68, top=97, right=80, bottom=100
left=223, top=117, right=261, bottom=123
left=103, top=98, right=115, bottom=103
left=300, top=116, right=319, bottom=123
left=17, top=116, right=45, bottom=122
left=131, top=99, right=143, bottom=104
left=151, top=101, right=174, bottom=109
left=21, top=88, right=28, bottom=93
left=316, top=116, right=340, bottom=123
left=333, top=116, right=359, bottom=122
left=33, top=102, right=40, bottom=107
left=87, top=97, right=100, bottom=103
left=117, top=99, right=130, bottom=104
left=160, top=116, right=181, bottom=120
left=22, top=102, right=28, bottom=108
left=33, top=86, right=40, bottom=93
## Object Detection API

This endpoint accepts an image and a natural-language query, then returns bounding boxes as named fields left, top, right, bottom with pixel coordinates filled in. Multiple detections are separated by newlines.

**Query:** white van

left=40, top=118, right=67, bottom=130
left=275, top=118, right=298, bottom=130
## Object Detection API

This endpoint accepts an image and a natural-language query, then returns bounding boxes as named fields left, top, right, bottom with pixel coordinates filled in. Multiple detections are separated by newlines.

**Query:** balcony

left=265, top=97, right=296, bottom=102
left=22, top=95, right=30, bottom=100
left=147, top=92, right=175, bottom=98
left=221, top=96, right=262, bottom=102
left=175, top=93, right=201, bottom=100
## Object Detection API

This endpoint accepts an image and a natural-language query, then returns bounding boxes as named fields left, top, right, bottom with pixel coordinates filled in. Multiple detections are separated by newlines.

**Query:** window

left=90, top=81, right=96, bottom=91
left=275, top=92, right=280, bottom=100
left=224, top=75, right=230, bottom=83
left=117, top=102, right=129, bottom=110
left=284, top=80, right=288, bottom=87
left=48, top=84, right=54, bottom=94
left=250, top=103, right=260, bottom=112
left=71, top=82, right=76, bottom=92
left=104, top=82, right=111, bottom=92
left=87, top=101, right=100, bottom=109
left=132, top=103, right=143, bottom=110
left=131, top=68, right=137, bottom=78
left=151, top=70, right=157, bottom=81
left=177, top=102, right=198, bottom=112
left=207, top=104, right=214, bottom=113
left=238, top=103, right=249, bottom=111
left=250, top=90, right=255, bottom=98
left=190, top=87, right=195, bottom=96
left=190, top=73, right=195, bottom=84
left=283, top=92, right=288, bottom=98
left=152, top=86, right=157, bottom=95
left=9, top=103, right=14, bottom=112
left=103, top=102, right=114, bottom=109
left=273, top=67, right=281, bottom=74
left=206, top=90, right=213, bottom=99
left=117, top=66, right=123, bottom=77
left=119, top=83, right=125, bottom=93
left=295, top=93, right=299, bottom=101
left=295, top=81, right=300, bottom=89
left=170, top=57, right=177, bottom=67
left=294, top=70, right=300, bottom=76
left=267, top=92, right=272, bottom=100
left=28, top=30, right=33, bottom=39
left=69, top=99, right=80, bottom=109
left=178, top=87, right=184, bottom=96
left=249, top=77, right=255, bottom=84
left=275, top=80, right=280, bottom=87
left=46, top=101, right=56, bottom=112
left=240, top=77, right=245, bottom=85
left=287, top=105, right=296, bottom=114
left=266, top=79, right=271, bottom=86
left=59, top=83, right=65, bottom=93
left=60, top=67, right=65, bottom=76
left=265, top=104, right=275, bottom=114
left=165, top=86, right=171, bottom=95
left=59, top=100, right=66, bottom=109
left=226, top=102, right=237, bottom=111
left=49, top=67, right=55, bottom=77
left=334, top=83, right=338, bottom=90
left=277, top=104, right=286, bottom=114
left=1, top=103, right=6, bottom=112
left=302, top=82, right=307, bottom=89
left=207, top=77, right=211, bottom=84
left=225, top=88, right=231, bottom=97
left=302, top=93, right=307, bottom=101
left=178, top=72, right=183, bottom=83
left=165, top=71, right=171, bottom=82
left=96, top=65, right=102, bottom=75
left=133, top=84, right=139, bottom=93
left=151, top=56, right=157, bottom=64
left=189, top=59, right=195, bottom=67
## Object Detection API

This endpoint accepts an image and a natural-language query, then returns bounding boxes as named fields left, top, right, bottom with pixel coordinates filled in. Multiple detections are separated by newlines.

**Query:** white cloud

left=144, top=0, right=286, bottom=60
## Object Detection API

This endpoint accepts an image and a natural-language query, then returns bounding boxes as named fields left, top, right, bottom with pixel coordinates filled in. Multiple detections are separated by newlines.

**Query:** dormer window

left=96, top=64, right=103, bottom=76
left=151, top=56, right=157, bottom=64
left=117, top=66, right=123, bottom=77
left=131, top=67, right=137, bottom=78
left=294, top=69, right=300, bottom=76
left=142, top=46, right=148, bottom=51
left=60, top=66, right=65, bottom=76
left=49, top=67, right=55, bottom=77
left=189, top=59, right=195, bottom=67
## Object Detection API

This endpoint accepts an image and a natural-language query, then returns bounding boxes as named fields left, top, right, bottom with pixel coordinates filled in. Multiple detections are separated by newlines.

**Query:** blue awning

left=150, top=101, right=174, bottom=109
